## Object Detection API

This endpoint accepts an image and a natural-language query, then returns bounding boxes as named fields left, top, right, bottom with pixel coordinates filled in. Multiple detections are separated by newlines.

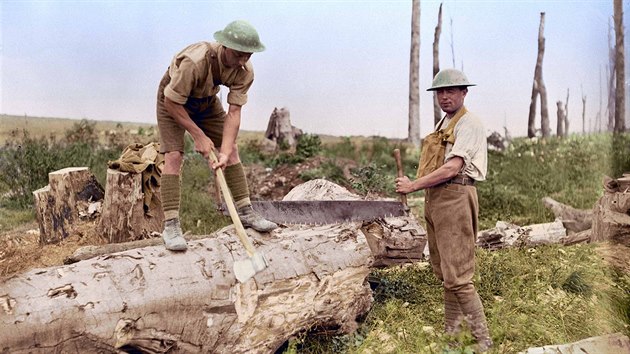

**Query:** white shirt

left=439, top=110, right=488, bottom=181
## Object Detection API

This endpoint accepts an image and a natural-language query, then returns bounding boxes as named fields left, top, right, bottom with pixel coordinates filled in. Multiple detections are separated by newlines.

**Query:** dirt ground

left=0, top=156, right=360, bottom=279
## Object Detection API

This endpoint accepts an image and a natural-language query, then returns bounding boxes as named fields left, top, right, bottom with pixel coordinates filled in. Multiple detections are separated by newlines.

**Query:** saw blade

left=229, top=200, right=408, bottom=225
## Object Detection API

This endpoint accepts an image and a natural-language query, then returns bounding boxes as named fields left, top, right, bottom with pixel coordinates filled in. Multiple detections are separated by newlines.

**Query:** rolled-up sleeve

left=165, top=57, right=197, bottom=104
left=227, top=69, right=254, bottom=106
left=445, top=119, right=485, bottom=166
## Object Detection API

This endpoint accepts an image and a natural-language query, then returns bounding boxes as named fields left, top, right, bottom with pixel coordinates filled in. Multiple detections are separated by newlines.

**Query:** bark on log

left=521, top=333, right=630, bottom=354
left=0, top=224, right=373, bottom=353
left=592, top=175, right=630, bottom=245
left=32, top=167, right=104, bottom=244
left=97, top=169, right=164, bottom=244
left=542, top=196, right=592, bottom=233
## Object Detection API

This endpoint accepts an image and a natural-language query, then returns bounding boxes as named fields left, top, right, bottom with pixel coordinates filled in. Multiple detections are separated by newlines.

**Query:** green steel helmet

left=427, top=68, right=476, bottom=91
left=213, top=20, right=265, bottom=53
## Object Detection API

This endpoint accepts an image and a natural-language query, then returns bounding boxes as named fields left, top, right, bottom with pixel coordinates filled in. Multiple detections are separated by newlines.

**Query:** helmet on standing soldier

left=427, top=69, right=476, bottom=91
left=214, top=20, right=266, bottom=53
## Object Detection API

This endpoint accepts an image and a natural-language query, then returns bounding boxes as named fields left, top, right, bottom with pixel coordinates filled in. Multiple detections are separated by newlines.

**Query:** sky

left=0, top=0, right=626, bottom=139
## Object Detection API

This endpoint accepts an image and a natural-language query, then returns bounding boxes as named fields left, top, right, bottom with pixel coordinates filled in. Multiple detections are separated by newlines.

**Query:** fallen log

left=477, top=220, right=570, bottom=250
left=520, top=332, right=630, bottom=354
left=1, top=224, right=373, bottom=353
left=3, top=179, right=426, bottom=353
left=541, top=196, right=592, bottom=233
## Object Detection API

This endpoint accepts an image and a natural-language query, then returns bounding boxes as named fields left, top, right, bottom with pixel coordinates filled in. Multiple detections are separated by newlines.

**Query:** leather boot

left=444, top=289, right=464, bottom=335
left=237, top=205, right=278, bottom=232
left=460, top=292, right=493, bottom=352
left=161, top=218, right=187, bottom=251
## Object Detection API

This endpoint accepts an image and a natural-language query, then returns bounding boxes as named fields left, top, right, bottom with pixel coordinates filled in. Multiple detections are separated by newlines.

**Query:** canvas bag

left=416, top=107, right=467, bottom=178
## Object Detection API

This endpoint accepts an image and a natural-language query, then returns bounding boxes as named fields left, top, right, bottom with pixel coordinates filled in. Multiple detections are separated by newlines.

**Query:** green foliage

left=293, top=245, right=628, bottom=353
left=611, top=133, right=630, bottom=177
left=349, top=163, right=395, bottom=196
left=268, top=133, right=323, bottom=167
left=0, top=129, right=118, bottom=208
left=64, top=119, right=98, bottom=146
left=179, top=155, right=230, bottom=234
left=298, top=161, right=347, bottom=186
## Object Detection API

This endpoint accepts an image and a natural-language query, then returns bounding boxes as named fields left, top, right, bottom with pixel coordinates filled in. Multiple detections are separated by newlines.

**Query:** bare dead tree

left=432, top=3, right=443, bottom=125
left=614, top=0, right=626, bottom=132
left=528, top=12, right=551, bottom=138
left=450, top=17, right=456, bottom=68
left=565, top=88, right=570, bottom=137
left=581, top=85, right=587, bottom=134
left=596, top=65, right=603, bottom=132
left=556, top=101, right=565, bottom=137
left=408, top=0, right=421, bottom=146
left=608, top=17, right=616, bottom=131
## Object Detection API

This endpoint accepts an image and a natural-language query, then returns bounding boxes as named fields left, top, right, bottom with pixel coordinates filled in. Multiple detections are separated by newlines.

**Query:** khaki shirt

left=164, top=41, right=254, bottom=106
left=439, top=110, right=488, bottom=181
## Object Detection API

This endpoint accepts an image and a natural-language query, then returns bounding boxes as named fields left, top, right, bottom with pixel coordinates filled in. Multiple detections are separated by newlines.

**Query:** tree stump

left=97, top=169, right=164, bottom=244
left=264, top=107, right=303, bottom=150
left=32, top=167, right=104, bottom=244
left=591, top=175, right=630, bottom=245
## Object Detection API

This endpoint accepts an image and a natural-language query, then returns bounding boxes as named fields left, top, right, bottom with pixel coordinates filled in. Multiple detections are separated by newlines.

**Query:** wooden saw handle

left=393, top=149, right=408, bottom=208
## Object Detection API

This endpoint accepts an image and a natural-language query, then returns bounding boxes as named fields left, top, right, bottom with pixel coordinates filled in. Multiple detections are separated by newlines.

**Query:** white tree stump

left=97, top=169, right=164, bottom=244
left=0, top=223, right=373, bottom=353
left=477, top=220, right=568, bottom=250
left=32, top=167, right=104, bottom=244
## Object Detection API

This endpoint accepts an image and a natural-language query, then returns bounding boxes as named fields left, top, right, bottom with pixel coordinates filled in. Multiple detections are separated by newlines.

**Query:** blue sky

left=0, top=0, right=624, bottom=138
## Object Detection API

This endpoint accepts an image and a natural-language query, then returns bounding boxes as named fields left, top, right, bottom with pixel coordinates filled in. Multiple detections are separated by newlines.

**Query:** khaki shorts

left=156, top=71, right=226, bottom=153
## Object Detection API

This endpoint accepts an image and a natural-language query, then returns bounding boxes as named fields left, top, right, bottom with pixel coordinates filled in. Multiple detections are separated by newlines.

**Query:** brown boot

left=460, top=292, right=493, bottom=352
left=444, top=289, right=464, bottom=336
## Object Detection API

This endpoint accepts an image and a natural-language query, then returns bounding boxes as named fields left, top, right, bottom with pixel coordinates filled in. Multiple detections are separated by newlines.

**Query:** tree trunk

left=97, top=169, right=164, bottom=244
left=608, top=18, right=616, bottom=132
left=0, top=224, right=374, bottom=353
left=432, top=3, right=443, bottom=125
left=582, top=92, right=587, bottom=134
left=528, top=13, right=548, bottom=138
left=542, top=196, right=592, bottom=233
left=614, top=0, right=626, bottom=132
left=32, top=167, right=104, bottom=245
left=408, top=0, right=421, bottom=147
left=264, top=107, right=302, bottom=151
left=565, top=88, right=570, bottom=137
left=592, top=175, right=630, bottom=245
left=556, top=101, right=565, bottom=137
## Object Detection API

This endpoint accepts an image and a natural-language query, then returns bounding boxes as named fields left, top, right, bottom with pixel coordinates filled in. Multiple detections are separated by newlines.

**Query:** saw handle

left=208, top=150, right=256, bottom=257
left=393, top=149, right=408, bottom=209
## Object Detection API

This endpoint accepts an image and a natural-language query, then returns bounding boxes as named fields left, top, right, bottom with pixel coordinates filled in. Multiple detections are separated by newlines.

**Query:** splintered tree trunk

left=528, top=12, right=549, bottom=138
left=565, top=88, right=570, bottom=137
left=614, top=0, right=626, bottom=132
left=97, top=169, right=164, bottom=243
left=3, top=179, right=426, bottom=353
left=432, top=3, right=443, bottom=125
left=32, top=167, right=104, bottom=244
left=542, top=197, right=593, bottom=233
left=592, top=175, right=630, bottom=245
left=556, top=101, right=565, bottom=137
left=608, top=18, right=616, bottom=132
left=582, top=93, right=587, bottom=134
left=408, top=0, right=421, bottom=147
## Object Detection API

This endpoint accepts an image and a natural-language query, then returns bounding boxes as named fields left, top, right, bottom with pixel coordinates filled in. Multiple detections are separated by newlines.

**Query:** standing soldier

left=157, top=20, right=278, bottom=252
left=395, top=69, right=492, bottom=351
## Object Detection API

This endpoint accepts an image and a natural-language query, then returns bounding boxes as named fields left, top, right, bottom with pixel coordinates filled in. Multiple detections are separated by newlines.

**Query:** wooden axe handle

left=393, top=149, right=408, bottom=208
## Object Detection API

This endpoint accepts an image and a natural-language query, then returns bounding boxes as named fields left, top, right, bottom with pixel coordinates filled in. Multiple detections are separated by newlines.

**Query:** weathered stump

left=264, top=107, right=303, bottom=151
left=32, top=167, right=104, bottom=244
left=542, top=196, right=592, bottom=234
left=591, top=175, right=630, bottom=245
left=0, top=224, right=373, bottom=353
left=97, top=169, right=164, bottom=243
